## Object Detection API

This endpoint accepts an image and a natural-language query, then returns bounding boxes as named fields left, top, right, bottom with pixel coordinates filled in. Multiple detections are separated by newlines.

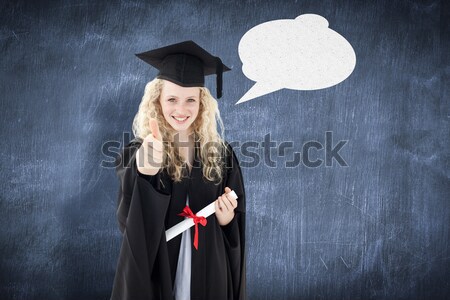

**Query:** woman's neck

left=175, top=131, right=195, bottom=170
left=173, top=130, right=194, bottom=145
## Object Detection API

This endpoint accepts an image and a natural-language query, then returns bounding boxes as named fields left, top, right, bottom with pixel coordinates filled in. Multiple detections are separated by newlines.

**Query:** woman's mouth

left=172, top=116, right=190, bottom=124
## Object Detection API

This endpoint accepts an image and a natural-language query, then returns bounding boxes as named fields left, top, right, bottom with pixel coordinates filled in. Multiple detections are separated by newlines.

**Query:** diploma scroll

left=165, top=190, right=238, bottom=242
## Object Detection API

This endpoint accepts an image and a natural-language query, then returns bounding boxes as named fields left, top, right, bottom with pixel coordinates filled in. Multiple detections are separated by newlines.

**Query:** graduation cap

left=136, top=40, right=231, bottom=98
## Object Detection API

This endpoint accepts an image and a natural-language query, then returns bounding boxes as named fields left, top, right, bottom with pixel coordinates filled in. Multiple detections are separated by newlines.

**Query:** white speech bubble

left=237, top=14, right=356, bottom=104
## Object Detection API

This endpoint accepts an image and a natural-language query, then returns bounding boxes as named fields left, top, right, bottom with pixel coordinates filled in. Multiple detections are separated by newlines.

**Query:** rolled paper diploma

left=165, top=190, right=238, bottom=242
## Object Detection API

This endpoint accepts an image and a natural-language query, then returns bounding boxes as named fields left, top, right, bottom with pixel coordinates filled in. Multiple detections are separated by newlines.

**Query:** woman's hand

left=136, top=118, right=164, bottom=176
left=215, top=187, right=238, bottom=226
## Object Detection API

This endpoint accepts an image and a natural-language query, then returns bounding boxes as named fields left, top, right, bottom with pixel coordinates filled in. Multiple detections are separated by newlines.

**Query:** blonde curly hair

left=132, top=78, right=229, bottom=183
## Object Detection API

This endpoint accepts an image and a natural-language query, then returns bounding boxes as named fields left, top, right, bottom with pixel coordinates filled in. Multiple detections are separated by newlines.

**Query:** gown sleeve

left=221, top=143, right=247, bottom=299
left=111, top=138, right=173, bottom=300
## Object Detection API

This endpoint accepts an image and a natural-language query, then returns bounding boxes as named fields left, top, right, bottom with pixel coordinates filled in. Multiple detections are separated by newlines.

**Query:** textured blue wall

left=0, top=0, right=448, bottom=299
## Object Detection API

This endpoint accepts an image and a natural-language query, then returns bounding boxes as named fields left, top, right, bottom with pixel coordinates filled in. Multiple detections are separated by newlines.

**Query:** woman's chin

left=169, top=122, right=192, bottom=133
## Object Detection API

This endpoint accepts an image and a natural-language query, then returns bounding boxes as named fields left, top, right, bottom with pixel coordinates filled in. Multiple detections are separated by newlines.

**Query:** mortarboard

left=136, top=40, right=231, bottom=98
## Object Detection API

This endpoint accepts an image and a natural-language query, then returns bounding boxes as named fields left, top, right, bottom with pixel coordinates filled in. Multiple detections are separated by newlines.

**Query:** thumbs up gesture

left=136, top=118, right=164, bottom=176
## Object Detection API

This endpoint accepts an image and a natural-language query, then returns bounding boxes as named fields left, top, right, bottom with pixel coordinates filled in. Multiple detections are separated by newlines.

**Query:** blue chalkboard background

left=1, top=0, right=448, bottom=299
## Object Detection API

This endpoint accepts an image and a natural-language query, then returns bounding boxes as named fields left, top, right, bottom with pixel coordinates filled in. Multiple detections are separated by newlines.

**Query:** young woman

left=111, top=41, right=246, bottom=300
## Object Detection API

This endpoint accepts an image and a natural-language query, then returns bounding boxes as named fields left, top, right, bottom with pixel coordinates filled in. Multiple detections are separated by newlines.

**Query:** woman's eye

left=168, top=98, right=176, bottom=102
left=187, top=98, right=196, bottom=102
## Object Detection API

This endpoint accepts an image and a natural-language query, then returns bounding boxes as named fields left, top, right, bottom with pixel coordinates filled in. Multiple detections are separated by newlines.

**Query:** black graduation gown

left=110, top=138, right=246, bottom=300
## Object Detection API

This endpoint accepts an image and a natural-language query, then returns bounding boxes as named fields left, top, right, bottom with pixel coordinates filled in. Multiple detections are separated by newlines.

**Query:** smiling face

left=159, top=79, right=201, bottom=138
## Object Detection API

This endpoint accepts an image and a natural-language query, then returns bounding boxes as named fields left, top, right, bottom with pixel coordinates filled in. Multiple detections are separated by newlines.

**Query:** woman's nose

left=174, top=101, right=189, bottom=110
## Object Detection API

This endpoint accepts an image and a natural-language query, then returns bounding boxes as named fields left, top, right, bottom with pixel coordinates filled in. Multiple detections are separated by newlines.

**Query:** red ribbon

left=178, top=205, right=207, bottom=250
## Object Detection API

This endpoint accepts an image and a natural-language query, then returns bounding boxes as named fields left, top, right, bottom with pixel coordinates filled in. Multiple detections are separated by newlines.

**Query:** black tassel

left=216, top=57, right=224, bottom=99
